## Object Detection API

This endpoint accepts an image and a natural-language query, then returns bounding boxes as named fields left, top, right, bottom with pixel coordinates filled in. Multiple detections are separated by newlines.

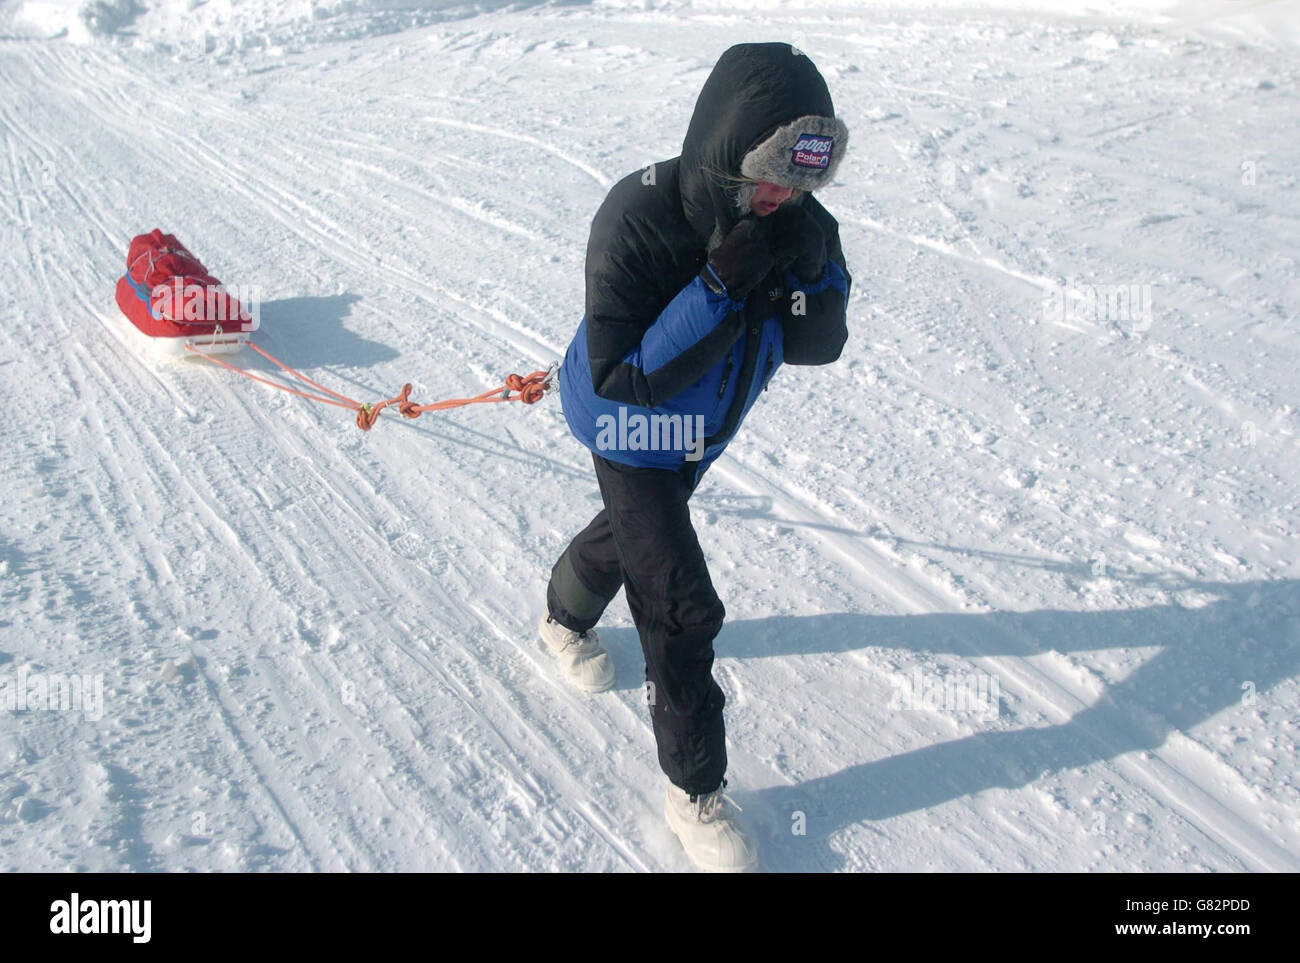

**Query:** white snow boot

left=538, top=613, right=615, bottom=693
left=664, top=781, right=759, bottom=873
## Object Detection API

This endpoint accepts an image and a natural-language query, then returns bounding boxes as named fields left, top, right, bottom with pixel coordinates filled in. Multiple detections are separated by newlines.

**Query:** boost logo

left=791, top=133, right=833, bottom=169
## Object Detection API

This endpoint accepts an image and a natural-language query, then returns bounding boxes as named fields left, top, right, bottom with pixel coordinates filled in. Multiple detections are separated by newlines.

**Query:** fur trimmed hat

left=739, top=114, right=848, bottom=191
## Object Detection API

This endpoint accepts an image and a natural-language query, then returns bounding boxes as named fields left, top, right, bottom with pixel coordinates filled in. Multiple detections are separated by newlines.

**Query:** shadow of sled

left=255, top=294, right=399, bottom=369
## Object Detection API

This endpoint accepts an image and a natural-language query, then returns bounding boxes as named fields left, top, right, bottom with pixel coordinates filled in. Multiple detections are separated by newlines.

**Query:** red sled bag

left=114, top=230, right=255, bottom=356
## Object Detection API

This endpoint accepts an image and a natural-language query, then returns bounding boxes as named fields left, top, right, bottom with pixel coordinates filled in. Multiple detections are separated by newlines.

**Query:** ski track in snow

left=1, top=3, right=1298, bottom=871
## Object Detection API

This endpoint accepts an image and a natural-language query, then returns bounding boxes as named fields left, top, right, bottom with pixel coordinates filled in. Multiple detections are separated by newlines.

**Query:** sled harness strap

left=185, top=342, right=558, bottom=431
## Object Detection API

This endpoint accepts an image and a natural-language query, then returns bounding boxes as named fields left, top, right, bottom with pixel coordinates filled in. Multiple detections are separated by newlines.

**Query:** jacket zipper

left=703, top=324, right=759, bottom=451
left=763, top=351, right=774, bottom=391
left=717, top=355, right=733, bottom=399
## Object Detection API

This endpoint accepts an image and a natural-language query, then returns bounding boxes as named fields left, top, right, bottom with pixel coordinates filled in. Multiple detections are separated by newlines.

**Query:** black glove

left=768, top=203, right=827, bottom=283
left=701, top=216, right=775, bottom=301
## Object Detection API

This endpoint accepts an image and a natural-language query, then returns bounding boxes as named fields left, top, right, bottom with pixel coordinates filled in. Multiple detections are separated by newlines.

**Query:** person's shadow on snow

left=717, top=575, right=1300, bottom=871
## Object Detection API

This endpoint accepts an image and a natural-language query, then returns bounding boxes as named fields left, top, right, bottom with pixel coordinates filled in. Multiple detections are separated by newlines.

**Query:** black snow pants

left=546, top=452, right=726, bottom=796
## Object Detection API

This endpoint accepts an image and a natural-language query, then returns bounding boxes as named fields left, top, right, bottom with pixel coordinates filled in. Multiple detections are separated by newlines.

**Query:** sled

left=113, top=230, right=257, bottom=360
left=110, top=228, right=556, bottom=431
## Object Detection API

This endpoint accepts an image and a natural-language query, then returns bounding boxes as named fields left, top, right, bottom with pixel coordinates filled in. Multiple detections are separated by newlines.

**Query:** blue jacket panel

left=560, top=260, right=848, bottom=475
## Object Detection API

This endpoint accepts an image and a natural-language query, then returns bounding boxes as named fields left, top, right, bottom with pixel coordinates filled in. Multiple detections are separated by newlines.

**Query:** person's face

left=750, top=180, right=794, bottom=216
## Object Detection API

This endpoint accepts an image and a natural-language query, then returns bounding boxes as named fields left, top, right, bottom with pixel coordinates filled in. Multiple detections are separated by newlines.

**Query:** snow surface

left=1, top=0, right=1298, bottom=871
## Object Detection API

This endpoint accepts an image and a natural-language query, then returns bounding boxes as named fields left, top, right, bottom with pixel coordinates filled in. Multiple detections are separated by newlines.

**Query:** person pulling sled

left=540, top=42, right=851, bottom=872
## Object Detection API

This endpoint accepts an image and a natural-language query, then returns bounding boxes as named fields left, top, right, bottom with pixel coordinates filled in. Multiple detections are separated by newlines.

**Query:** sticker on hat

left=791, top=133, right=834, bottom=170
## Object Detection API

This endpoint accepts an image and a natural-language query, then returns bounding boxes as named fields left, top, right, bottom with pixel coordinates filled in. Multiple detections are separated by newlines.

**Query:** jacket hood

left=679, top=42, right=844, bottom=248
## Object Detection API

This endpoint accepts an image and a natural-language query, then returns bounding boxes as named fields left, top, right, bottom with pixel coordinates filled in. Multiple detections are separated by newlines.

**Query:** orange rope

left=185, top=342, right=555, bottom=430
left=183, top=344, right=359, bottom=410
left=247, top=343, right=362, bottom=409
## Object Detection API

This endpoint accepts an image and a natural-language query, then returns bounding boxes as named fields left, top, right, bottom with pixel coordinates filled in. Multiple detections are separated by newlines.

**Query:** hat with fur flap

left=740, top=114, right=848, bottom=190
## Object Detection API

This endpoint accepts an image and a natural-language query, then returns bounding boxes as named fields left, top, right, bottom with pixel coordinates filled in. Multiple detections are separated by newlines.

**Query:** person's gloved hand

left=701, top=216, right=776, bottom=301
left=768, top=203, right=827, bottom=283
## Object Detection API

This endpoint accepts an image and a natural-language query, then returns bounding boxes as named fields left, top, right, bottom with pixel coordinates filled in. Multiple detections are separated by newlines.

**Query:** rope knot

left=394, top=384, right=422, bottom=419
left=508, top=371, right=550, bottom=405
left=355, top=402, right=381, bottom=432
